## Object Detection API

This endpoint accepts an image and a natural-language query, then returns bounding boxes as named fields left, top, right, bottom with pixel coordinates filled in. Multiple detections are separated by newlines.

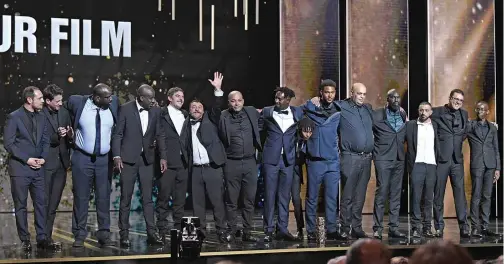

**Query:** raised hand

left=208, top=72, right=224, bottom=90
left=311, top=97, right=321, bottom=107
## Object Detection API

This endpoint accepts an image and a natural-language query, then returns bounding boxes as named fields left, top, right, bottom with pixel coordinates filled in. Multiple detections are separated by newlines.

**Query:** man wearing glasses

left=431, top=89, right=470, bottom=238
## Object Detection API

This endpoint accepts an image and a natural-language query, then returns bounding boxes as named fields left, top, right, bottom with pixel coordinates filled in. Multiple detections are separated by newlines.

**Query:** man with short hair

left=41, top=84, right=72, bottom=246
left=112, top=84, right=167, bottom=247
left=4, top=86, right=51, bottom=250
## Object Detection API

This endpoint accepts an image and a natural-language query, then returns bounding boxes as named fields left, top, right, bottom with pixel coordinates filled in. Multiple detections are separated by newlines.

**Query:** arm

left=111, top=106, right=126, bottom=158
left=3, top=114, right=30, bottom=163
left=493, top=129, right=501, bottom=171
left=208, top=72, right=224, bottom=124
left=155, top=112, right=168, bottom=161
left=40, top=119, right=50, bottom=160
left=258, top=108, right=265, bottom=131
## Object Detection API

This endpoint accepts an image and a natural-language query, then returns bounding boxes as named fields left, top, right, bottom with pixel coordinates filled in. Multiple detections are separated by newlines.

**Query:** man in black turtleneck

left=218, top=89, right=262, bottom=242
left=431, top=89, right=470, bottom=238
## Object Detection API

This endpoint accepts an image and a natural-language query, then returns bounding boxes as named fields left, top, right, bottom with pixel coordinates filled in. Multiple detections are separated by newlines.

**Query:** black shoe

left=99, top=237, right=114, bottom=247
left=471, top=229, right=483, bottom=238
left=73, top=240, right=84, bottom=248
left=482, top=229, right=501, bottom=237
left=412, top=230, right=421, bottom=238
left=435, top=229, right=443, bottom=237
left=21, top=240, right=31, bottom=251
left=327, top=231, right=348, bottom=241
left=423, top=229, right=435, bottom=238
left=352, top=230, right=368, bottom=239
left=388, top=230, right=407, bottom=238
left=218, top=231, right=233, bottom=243
left=234, top=229, right=243, bottom=238
left=373, top=231, right=382, bottom=240
left=37, top=239, right=59, bottom=250
left=307, top=232, right=317, bottom=241
left=120, top=237, right=130, bottom=248
left=276, top=232, right=299, bottom=241
left=242, top=232, right=258, bottom=242
left=147, top=233, right=164, bottom=245
left=264, top=232, right=274, bottom=242
left=296, top=228, right=304, bottom=240
left=460, top=229, right=470, bottom=239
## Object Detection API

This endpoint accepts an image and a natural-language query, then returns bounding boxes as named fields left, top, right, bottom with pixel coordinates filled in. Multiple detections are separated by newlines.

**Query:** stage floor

left=0, top=211, right=502, bottom=263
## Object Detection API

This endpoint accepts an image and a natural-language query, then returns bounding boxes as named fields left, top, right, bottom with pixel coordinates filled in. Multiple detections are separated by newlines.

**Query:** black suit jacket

left=160, top=106, right=190, bottom=169
left=112, top=101, right=167, bottom=165
left=431, top=106, right=468, bottom=163
left=372, top=107, right=407, bottom=161
left=466, top=120, right=501, bottom=170
left=187, top=96, right=227, bottom=167
left=218, top=106, right=262, bottom=153
left=405, top=119, right=440, bottom=172
left=3, top=107, right=50, bottom=176
left=41, top=106, right=72, bottom=170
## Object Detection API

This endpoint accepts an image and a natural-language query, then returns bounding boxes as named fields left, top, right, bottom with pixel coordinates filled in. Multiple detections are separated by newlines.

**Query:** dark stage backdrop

left=0, top=0, right=280, bottom=212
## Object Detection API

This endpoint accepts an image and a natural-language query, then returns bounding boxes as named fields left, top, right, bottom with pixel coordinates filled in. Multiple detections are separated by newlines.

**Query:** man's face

left=168, top=91, right=184, bottom=109
left=418, top=104, right=432, bottom=121
left=320, top=86, right=336, bottom=104
left=138, top=91, right=156, bottom=110
left=228, top=93, right=244, bottom=112
left=45, top=94, right=63, bottom=111
left=448, top=92, right=464, bottom=110
left=274, top=91, right=290, bottom=110
left=475, top=102, right=489, bottom=120
left=352, top=85, right=367, bottom=105
left=387, top=92, right=401, bottom=110
left=30, top=90, right=45, bottom=111
left=189, top=101, right=204, bottom=120
left=94, top=89, right=113, bottom=109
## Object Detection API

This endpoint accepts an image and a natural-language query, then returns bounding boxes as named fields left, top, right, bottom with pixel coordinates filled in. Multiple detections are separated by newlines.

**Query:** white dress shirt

left=136, top=101, right=149, bottom=135
left=272, top=107, right=295, bottom=154
left=168, top=104, right=185, bottom=136
left=415, top=120, right=437, bottom=165
left=191, top=122, right=210, bottom=165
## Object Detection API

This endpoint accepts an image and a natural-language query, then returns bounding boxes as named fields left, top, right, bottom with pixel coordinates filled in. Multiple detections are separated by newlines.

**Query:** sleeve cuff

left=214, top=90, right=224, bottom=97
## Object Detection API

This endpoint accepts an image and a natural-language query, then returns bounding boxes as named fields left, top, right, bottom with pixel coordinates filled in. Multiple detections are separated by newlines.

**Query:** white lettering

left=82, top=19, right=99, bottom=56
left=14, top=16, right=37, bottom=53
left=101, top=21, right=131, bottom=57
left=0, top=15, right=12, bottom=52
left=70, top=19, right=80, bottom=55
left=50, top=18, right=68, bottom=55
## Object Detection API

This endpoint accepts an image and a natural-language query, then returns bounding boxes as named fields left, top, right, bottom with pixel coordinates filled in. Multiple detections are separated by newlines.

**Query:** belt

left=343, top=151, right=372, bottom=157
left=193, top=163, right=211, bottom=167
left=75, top=148, right=108, bottom=157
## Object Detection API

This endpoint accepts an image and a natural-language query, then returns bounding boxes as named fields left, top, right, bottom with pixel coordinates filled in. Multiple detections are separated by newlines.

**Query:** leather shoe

left=147, top=233, right=164, bottom=245
left=327, top=231, right=348, bottom=241
left=460, top=229, right=470, bottom=239
left=373, top=231, right=382, bottom=240
left=37, top=239, right=59, bottom=250
left=276, top=232, right=299, bottom=241
left=307, top=232, right=317, bottom=241
left=412, top=230, right=421, bottom=238
left=120, top=237, right=130, bottom=248
left=295, top=229, right=304, bottom=240
left=482, top=229, right=501, bottom=237
left=73, top=240, right=84, bottom=248
left=423, top=229, right=435, bottom=238
left=352, top=230, right=368, bottom=239
left=264, top=232, right=274, bottom=242
left=435, top=229, right=443, bottom=237
left=388, top=230, right=407, bottom=238
left=242, top=232, right=258, bottom=242
left=21, top=240, right=31, bottom=251
left=471, top=229, right=483, bottom=238
left=99, top=237, right=115, bottom=247
left=218, top=231, right=233, bottom=243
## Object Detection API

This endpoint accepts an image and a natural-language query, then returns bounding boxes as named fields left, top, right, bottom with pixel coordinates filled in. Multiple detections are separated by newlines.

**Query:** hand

left=152, top=100, right=159, bottom=108
left=36, top=159, right=45, bottom=165
left=57, top=127, right=67, bottom=137
left=257, top=108, right=263, bottom=113
left=494, top=170, right=500, bottom=183
left=208, top=72, right=224, bottom=90
left=114, top=157, right=123, bottom=173
left=491, top=122, right=498, bottom=130
left=66, top=126, right=74, bottom=139
left=160, top=159, right=167, bottom=174
left=27, top=158, right=41, bottom=169
left=311, top=97, right=321, bottom=107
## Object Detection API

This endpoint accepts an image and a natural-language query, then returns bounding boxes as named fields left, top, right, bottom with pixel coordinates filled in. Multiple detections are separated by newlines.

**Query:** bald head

left=351, top=83, right=367, bottom=105
left=137, top=84, right=156, bottom=110
left=228, top=90, right=244, bottom=112
left=92, top=83, right=112, bottom=108
left=346, top=239, right=391, bottom=264
left=327, top=256, right=347, bottom=264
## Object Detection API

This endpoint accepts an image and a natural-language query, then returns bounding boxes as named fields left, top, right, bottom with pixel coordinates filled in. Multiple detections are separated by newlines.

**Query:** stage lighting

left=178, top=216, right=204, bottom=259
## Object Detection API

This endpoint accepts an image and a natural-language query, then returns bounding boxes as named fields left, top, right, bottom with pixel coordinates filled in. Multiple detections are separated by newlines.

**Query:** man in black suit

left=4, top=86, right=52, bottom=250
left=218, top=86, right=262, bottom=242
left=112, top=85, right=167, bottom=247
left=405, top=102, right=439, bottom=238
left=187, top=72, right=230, bottom=242
left=157, top=87, right=190, bottom=234
left=41, top=84, right=72, bottom=246
left=371, top=89, right=407, bottom=239
left=466, top=101, right=501, bottom=238
left=431, top=89, right=470, bottom=238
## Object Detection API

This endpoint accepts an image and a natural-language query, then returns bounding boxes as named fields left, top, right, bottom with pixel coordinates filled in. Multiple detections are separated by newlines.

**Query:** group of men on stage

left=3, top=72, right=502, bottom=250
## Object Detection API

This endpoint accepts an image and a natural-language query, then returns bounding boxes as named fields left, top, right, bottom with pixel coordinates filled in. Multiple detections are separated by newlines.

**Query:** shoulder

left=68, top=94, right=85, bottom=102
left=406, top=120, right=416, bottom=127
left=363, top=103, right=373, bottom=110
left=7, top=109, right=20, bottom=119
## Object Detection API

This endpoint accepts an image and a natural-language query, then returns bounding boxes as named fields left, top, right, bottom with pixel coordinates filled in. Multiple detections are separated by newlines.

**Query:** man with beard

left=303, top=79, right=344, bottom=241
left=188, top=72, right=230, bottom=242
left=112, top=84, right=166, bottom=247
left=41, top=84, right=72, bottom=248
left=466, top=101, right=501, bottom=238
left=371, top=89, right=408, bottom=239
left=217, top=87, right=262, bottom=242
left=157, top=87, right=189, bottom=235
left=431, top=89, right=470, bottom=238
left=261, top=86, right=304, bottom=242
left=65, top=83, right=119, bottom=247
left=4, top=86, right=51, bottom=250
left=405, top=102, right=440, bottom=238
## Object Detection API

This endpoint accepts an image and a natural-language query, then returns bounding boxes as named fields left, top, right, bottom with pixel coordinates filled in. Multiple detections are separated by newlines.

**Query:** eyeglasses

left=450, top=97, right=464, bottom=103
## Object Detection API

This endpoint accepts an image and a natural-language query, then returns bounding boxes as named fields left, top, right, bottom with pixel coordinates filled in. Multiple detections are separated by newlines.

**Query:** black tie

left=190, top=119, right=201, bottom=126
left=139, top=108, right=146, bottom=112
left=277, top=110, right=288, bottom=115
left=93, top=109, right=101, bottom=155
left=31, top=112, right=37, bottom=143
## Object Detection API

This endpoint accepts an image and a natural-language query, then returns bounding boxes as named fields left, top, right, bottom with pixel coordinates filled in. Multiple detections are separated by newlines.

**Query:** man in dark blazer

left=371, top=89, right=408, bottom=240
left=4, top=86, right=51, bottom=250
left=431, top=89, right=470, bottom=238
left=157, top=87, right=190, bottom=235
left=466, top=101, right=501, bottom=238
left=405, top=102, right=440, bottom=238
left=261, top=86, right=303, bottom=242
left=218, top=87, right=262, bottom=242
left=187, top=72, right=230, bottom=242
left=41, top=84, right=72, bottom=246
left=65, top=83, right=119, bottom=247
left=112, top=85, right=166, bottom=247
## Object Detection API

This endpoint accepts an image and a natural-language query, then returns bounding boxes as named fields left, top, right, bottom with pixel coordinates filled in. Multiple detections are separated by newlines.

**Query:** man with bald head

left=345, top=238, right=391, bottom=264
left=215, top=79, right=262, bottom=242
left=65, top=83, right=119, bottom=247
left=112, top=84, right=167, bottom=247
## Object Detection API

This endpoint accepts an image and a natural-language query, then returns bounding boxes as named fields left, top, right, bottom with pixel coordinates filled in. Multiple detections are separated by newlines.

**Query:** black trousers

left=292, top=164, right=305, bottom=230
left=340, top=153, right=372, bottom=232
left=44, top=164, right=67, bottom=240
left=470, top=167, right=495, bottom=231
left=11, top=172, right=47, bottom=242
left=191, top=164, right=226, bottom=230
left=372, top=160, right=404, bottom=232
left=119, top=154, right=156, bottom=238
left=156, top=166, right=188, bottom=232
left=433, top=158, right=468, bottom=231
left=410, top=162, right=436, bottom=230
left=223, top=158, right=257, bottom=233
